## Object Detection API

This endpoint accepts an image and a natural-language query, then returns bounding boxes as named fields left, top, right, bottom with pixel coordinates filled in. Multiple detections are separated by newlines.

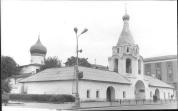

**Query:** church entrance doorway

left=154, top=88, right=160, bottom=100
left=106, top=86, right=115, bottom=101
left=135, top=80, right=145, bottom=99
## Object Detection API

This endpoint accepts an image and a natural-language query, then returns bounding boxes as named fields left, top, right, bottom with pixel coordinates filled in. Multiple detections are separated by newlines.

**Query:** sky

left=1, top=0, right=177, bottom=66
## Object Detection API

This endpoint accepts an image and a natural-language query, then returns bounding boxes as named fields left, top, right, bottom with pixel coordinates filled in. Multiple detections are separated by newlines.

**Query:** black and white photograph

left=1, top=0, right=177, bottom=110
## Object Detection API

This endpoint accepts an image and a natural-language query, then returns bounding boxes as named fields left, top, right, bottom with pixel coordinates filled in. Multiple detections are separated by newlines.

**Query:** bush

left=81, top=99, right=105, bottom=102
left=8, top=94, right=75, bottom=103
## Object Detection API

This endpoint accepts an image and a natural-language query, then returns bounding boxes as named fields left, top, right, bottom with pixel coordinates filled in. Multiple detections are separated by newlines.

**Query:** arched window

left=114, top=59, right=118, bottom=72
left=138, top=59, right=141, bottom=74
left=87, top=90, right=90, bottom=98
left=126, top=58, right=132, bottom=73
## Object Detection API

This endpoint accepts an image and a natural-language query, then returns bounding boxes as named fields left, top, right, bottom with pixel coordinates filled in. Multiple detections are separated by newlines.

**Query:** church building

left=10, top=35, right=47, bottom=93
left=17, top=12, right=175, bottom=101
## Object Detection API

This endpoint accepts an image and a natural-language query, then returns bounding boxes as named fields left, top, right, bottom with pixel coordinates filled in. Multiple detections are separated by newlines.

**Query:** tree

left=1, top=79, right=11, bottom=93
left=40, top=56, right=61, bottom=71
left=65, top=56, right=91, bottom=67
left=1, top=56, right=20, bottom=92
left=1, top=56, right=20, bottom=80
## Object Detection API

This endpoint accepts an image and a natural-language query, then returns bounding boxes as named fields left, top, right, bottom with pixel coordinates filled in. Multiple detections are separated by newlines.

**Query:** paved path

left=2, top=101, right=178, bottom=111
left=2, top=102, right=73, bottom=110
left=75, top=102, right=178, bottom=110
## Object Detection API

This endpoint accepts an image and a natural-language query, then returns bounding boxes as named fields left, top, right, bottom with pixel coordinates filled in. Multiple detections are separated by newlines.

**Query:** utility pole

left=73, top=27, right=88, bottom=108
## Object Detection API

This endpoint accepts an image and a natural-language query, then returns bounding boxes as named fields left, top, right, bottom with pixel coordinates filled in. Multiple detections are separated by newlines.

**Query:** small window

left=96, top=90, right=99, bottom=98
left=87, top=90, right=90, bottom=98
left=164, top=92, right=166, bottom=99
left=117, top=48, right=120, bottom=53
left=139, top=89, right=145, bottom=92
left=127, top=47, right=129, bottom=52
left=36, top=69, right=40, bottom=73
left=123, top=91, right=126, bottom=98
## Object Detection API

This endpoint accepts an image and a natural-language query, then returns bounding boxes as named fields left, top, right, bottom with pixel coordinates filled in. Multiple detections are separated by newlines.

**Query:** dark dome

left=30, top=38, right=47, bottom=55
left=122, top=14, right=130, bottom=21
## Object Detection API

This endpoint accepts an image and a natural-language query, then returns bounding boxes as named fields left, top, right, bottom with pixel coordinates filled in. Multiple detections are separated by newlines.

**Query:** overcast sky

left=1, top=0, right=177, bottom=66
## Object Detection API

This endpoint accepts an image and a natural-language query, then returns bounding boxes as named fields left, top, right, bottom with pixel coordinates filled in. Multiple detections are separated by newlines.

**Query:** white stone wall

left=149, top=87, right=175, bottom=100
left=79, top=80, right=132, bottom=101
left=31, top=55, right=44, bottom=64
left=22, top=80, right=133, bottom=101
left=20, top=79, right=175, bottom=101
left=10, top=78, right=23, bottom=94
left=21, top=65, right=40, bottom=74
left=23, top=81, right=73, bottom=95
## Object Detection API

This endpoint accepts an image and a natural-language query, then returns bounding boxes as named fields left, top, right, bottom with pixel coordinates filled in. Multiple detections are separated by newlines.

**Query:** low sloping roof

left=144, top=75, right=174, bottom=88
left=19, top=66, right=174, bottom=89
left=11, top=73, right=32, bottom=79
left=144, top=55, right=177, bottom=62
left=90, top=64, right=109, bottom=71
left=19, top=66, right=131, bottom=84
left=20, top=63, right=42, bottom=68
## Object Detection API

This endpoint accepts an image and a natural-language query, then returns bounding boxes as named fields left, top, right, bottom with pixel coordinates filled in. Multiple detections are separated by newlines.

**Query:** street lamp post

left=74, top=27, right=88, bottom=108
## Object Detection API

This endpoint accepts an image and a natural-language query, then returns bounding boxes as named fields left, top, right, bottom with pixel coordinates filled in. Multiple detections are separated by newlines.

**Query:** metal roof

left=20, top=63, right=42, bottom=68
left=144, top=55, right=177, bottom=62
left=144, top=75, right=174, bottom=89
left=19, top=66, right=131, bottom=84
left=19, top=66, right=174, bottom=89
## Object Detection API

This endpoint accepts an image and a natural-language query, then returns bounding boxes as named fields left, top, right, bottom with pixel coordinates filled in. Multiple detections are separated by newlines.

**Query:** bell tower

left=108, top=11, right=144, bottom=77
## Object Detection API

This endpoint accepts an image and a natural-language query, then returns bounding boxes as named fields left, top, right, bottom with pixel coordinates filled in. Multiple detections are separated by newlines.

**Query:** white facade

left=22, top=81, right=73, bottom=95
left=20, top=65, right=40, bottom=74
left=31, top=54, right=45, bottom=65
left=19, top=79, right=175, bottom=101
left=10, top=78, right=24, bottom=94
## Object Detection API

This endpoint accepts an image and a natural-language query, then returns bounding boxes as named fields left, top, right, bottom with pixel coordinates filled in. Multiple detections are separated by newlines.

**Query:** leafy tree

left=65, top=56, right=91, bottom=67
left=1, top=56, right=20, bottom=80
left=1, top=56, right=20, bottom=92
left=1, top=79, right=11, bottom=93
left=40, top=56, right=61, bottom=71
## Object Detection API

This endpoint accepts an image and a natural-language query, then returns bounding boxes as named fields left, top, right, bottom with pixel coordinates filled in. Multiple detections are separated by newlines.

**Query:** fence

left=80, top=99, right=177, bottom=107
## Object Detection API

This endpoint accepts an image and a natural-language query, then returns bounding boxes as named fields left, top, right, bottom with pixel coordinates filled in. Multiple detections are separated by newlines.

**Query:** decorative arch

left=135, top=80, right=145, bottom=99
left=106, top=86, right=115, bottom=101
left=126, top=58, right=132, bottom=73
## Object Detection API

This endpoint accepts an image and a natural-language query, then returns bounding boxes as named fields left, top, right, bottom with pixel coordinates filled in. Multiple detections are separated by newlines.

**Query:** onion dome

left=117, top=13, right=135, bottom=46
left=30, top=37, right=47, bottom=55
left=122, top=13, right=130, bottom=21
